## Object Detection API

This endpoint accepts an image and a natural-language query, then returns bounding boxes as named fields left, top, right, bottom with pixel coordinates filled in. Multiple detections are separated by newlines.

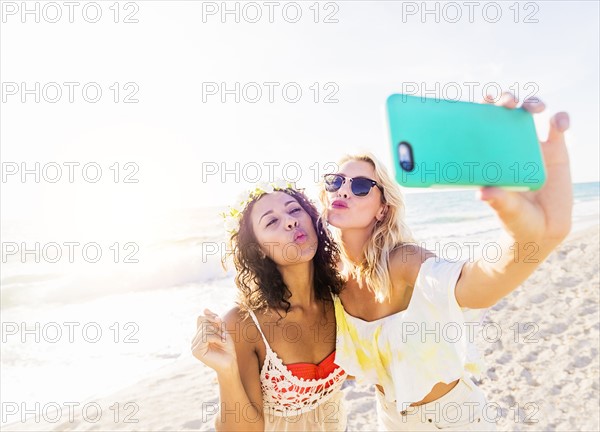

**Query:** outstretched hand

left=477, top=92, right=573, bottom=245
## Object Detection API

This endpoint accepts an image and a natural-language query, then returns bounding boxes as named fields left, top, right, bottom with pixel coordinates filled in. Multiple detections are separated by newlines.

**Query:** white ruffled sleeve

left=420, top=257, right=490, bottom=380
left=422, top=256, right=490, bottom=322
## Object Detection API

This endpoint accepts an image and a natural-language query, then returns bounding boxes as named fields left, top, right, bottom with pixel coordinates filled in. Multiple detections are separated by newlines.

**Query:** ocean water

left=1, top=182, right=598, bottom=425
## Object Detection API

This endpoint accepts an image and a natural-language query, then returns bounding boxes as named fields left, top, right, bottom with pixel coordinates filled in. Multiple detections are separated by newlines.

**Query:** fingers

left=482, top=91, right=518, bottom=107
left=192, top=314, right=226, bottom=347
left=522, top=96, right=545, bottom=113
left=204, top=308, right=221, bottom=321
left=196, top=309, right=222, bottom=328
left=191, top=325, right=227, bottom=354
left=476, top=187, right=536, bottom=241
left=497, top=92, right=519, bottom=109
left=546, top=112, right=570, bottom=145
left=191, top=332, right=230, bottom=363
left=480, top=91, right=548, bottom=151
left=477, top=186, right=520, bottom=213
left=192, top=332, right=228, bottom=349
left=482, top=91, right=546, bottom=113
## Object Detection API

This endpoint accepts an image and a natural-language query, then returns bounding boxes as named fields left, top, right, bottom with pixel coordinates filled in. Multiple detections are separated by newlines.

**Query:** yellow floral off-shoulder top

left=333, top=256, right=489, bottom=413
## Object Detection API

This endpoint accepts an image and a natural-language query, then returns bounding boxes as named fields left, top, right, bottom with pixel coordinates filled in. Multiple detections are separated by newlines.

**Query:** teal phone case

left=386, top=94, right=546, bottom=190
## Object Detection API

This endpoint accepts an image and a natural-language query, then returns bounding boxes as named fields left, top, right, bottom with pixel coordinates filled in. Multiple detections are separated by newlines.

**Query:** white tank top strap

left=246, top=309, right=272, bottom=351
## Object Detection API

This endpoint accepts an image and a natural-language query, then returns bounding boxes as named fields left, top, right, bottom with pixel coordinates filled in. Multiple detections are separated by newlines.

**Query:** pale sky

left=1, top=0, right=598, bottom=226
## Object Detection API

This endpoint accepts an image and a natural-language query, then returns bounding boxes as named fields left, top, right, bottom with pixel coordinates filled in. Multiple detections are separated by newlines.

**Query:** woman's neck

left=277, top=261, right=316, bottom=310
left=338, top=228, right=371, bottom=265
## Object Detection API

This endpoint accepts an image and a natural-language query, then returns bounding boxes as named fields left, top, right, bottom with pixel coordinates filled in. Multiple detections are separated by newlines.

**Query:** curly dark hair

left=223, top=188, right=344, bottom=320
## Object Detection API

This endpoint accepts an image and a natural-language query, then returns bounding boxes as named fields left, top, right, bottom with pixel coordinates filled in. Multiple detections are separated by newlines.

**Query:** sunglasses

left=323, top=174, right=383, bottom=197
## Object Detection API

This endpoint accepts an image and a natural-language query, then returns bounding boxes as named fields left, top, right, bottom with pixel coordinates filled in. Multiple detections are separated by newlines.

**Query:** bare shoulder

left=221, top=306, right=241, bottom=326
left=389, top=244, right=437, bottom=287
left=222, top=306, right=257, bottom=346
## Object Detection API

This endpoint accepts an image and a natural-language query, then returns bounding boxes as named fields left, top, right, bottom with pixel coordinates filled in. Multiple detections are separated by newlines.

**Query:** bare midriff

left=376, top=378, right=461, bottom=407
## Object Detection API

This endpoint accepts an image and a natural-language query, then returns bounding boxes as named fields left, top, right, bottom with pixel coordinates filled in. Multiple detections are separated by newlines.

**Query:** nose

left=337, top=179, right=350, bottom=198
left=285, top=216, right=299, bottom=230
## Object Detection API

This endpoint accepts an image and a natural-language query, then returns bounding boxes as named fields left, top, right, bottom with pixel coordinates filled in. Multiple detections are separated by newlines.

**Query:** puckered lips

left=293, top=228, right=308, bottom=244
left=331, top=199, right=349, bottom=210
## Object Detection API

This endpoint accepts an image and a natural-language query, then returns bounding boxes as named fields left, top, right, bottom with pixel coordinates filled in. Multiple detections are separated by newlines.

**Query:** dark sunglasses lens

left=351, top=178, right=373, bottom=196
left=324, top=175, right=343, bottom=192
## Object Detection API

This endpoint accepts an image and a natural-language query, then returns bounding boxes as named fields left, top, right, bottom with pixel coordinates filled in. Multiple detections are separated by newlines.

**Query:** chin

left=329, top=217, right=371, bottom=231
left=326, top=212, right=344, bottom=227
left=327, top=215, right=351, bottom=230
left=291, top=251, right=316, bottom=265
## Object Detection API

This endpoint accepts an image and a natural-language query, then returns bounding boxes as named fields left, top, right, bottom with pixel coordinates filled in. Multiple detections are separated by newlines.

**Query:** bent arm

left=214, top=309, right=264, bottom=432
left=215, top=367, right=263, bottom=432
left=455, top=97, right=572, bottom=309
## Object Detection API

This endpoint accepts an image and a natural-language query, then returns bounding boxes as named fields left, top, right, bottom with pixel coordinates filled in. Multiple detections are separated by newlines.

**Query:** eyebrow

left=258, top=200, right=297, bottom=224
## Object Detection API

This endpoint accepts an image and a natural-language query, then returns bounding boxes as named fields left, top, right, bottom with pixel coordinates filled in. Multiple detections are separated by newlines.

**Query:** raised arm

left=455, top=93, right=572, bottom=309
left=192, top=307, right=264, bottom=432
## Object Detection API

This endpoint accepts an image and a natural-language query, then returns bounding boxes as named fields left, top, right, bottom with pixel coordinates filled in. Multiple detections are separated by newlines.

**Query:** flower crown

left=222, top=178, right=297, bottom=234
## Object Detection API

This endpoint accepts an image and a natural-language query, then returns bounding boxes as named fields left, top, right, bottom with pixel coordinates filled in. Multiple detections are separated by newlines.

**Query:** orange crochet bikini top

left=285, top=350, right=338, bottom=380
left=247, top=309, right=347, bottom=417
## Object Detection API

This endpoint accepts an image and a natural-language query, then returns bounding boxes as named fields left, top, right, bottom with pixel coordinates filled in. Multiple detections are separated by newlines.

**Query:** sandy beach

left=4, top=224, right=599, bottom=432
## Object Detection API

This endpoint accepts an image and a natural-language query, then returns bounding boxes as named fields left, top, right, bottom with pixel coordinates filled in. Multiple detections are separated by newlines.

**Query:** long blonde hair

left=319, top=152, right=417, bottom=302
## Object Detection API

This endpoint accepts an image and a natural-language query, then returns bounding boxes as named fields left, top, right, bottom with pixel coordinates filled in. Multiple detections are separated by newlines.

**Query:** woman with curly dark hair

left=191, top=181, right=348, bottom=432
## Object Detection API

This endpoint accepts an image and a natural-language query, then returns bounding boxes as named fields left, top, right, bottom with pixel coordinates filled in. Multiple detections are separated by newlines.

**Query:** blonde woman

left=319, top=94, right=572, bottom=430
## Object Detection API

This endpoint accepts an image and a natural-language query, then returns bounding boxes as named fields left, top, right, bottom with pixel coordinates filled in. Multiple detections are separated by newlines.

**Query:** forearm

left=471, top=230, right=565, bottom=307
left=214, top=367, right=264, bottom=432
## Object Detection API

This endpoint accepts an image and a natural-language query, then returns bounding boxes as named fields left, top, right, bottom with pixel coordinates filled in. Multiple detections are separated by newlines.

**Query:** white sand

left=4, top=225, right=599, bottom=431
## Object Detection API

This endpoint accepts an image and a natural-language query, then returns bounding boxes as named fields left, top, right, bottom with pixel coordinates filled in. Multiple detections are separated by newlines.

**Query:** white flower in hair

left=273, top=178, right=290, bottom=189
left=231, top=194, right=247, bottom=213
left=222, top=178, right=298, bottom=234
left=257, top=180, right=275, bottom=194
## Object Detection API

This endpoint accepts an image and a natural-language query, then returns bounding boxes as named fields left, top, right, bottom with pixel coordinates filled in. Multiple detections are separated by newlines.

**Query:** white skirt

left=375, top=375, right=497, bottom=431
left=263, top=390, right=348, bottom=432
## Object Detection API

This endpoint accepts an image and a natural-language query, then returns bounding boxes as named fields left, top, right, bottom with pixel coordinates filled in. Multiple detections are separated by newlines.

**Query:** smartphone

left=386, top=93, right=546, bottom=190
